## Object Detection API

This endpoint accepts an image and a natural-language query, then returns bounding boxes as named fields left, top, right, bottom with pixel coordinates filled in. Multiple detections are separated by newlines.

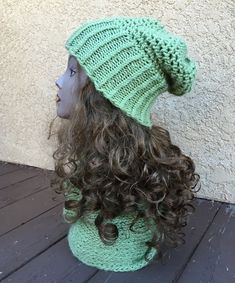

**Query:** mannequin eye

left=69, top=68, right=76, bottom=77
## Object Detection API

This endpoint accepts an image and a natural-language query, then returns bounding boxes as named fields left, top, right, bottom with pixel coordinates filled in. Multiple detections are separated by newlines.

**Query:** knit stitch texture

left=65, top=16, right=197, bottom=128
left=63, top=180, right=159, bottom=272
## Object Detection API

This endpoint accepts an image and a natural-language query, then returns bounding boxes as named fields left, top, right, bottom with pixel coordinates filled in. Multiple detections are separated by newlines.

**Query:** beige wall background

left=0, top=0, right=234, bottom=203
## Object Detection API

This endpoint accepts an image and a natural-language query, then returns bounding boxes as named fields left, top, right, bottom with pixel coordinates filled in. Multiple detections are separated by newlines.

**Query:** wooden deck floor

left=0, top=161, right=234, bottom=283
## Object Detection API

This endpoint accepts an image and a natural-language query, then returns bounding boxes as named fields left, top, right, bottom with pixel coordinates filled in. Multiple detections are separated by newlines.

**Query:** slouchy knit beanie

left=65, top=16, right=197, bottom=128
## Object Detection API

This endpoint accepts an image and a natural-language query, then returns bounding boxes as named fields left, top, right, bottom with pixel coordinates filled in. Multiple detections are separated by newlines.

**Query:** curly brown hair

left=48, top=71, right=201, bottom=264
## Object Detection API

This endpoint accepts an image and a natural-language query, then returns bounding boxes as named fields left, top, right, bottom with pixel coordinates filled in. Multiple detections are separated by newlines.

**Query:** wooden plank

left=177, top=202, right=235, bottom=283
left=0, top=204, right=68, bottom=281
left=1, top=238, right=99, bottom=283
left=1, top=160, right=233, bottom=283
left=0, top=161, right=44, bottom=171
left=83, top=198, right=221, bottom=283
left=0, top=187, right=64, bottom=236
left=0, top=161, right=54, bottom=190
left=0, top=174, right=52, bottom=209
left=0, top=162, right=21, bottom=176
left=0, top=169, right=41, bottom=190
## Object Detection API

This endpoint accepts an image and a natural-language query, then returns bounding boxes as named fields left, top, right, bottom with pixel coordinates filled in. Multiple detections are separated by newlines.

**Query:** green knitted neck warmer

left=65, top=16, right=197, bottom=128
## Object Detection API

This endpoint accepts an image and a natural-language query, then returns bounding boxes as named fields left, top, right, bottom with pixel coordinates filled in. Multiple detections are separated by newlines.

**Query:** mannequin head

left=55, top=55, right=88, bottom=119
left=49, top=41, right=200, bottom=264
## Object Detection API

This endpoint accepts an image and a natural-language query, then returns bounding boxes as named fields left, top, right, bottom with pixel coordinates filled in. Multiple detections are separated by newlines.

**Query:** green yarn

left=65, top=16, right=197, bottom=128
left=67, top=211, right=157, bottom=272
left=62, top=179, right=159, bottom=272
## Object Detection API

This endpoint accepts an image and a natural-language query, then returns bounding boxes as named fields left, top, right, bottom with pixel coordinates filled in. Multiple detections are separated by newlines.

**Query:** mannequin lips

left=56, top=95, right=61, bottom=103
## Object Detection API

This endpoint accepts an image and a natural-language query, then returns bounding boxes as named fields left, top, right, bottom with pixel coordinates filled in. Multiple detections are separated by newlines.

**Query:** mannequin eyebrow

left=67, top=55, right=72, bottom=65
left=68, top=55, right=79, bottom=70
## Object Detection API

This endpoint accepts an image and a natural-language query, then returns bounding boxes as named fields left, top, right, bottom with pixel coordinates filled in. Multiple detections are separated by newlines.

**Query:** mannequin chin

left=56, top=101, right=71, bottom=120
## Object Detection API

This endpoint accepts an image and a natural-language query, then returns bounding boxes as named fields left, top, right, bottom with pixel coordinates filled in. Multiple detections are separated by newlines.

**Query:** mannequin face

left=55, top=55, right=88, bottom=119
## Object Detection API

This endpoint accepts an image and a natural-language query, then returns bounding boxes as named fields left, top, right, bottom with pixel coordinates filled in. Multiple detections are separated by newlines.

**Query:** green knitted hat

left=65, top=16, right=197, bottom=128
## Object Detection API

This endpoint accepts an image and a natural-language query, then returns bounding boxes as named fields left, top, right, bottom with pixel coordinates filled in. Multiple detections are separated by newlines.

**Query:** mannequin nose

left=55, top=75, right=63, bottom=89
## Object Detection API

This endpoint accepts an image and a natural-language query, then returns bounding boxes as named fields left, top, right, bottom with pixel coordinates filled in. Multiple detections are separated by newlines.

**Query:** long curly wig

left=48, top=67, right=201, bottom=264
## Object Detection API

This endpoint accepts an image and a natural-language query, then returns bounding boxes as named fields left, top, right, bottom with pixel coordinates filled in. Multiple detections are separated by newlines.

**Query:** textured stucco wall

left=0, top=1, right=234, bottom=203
